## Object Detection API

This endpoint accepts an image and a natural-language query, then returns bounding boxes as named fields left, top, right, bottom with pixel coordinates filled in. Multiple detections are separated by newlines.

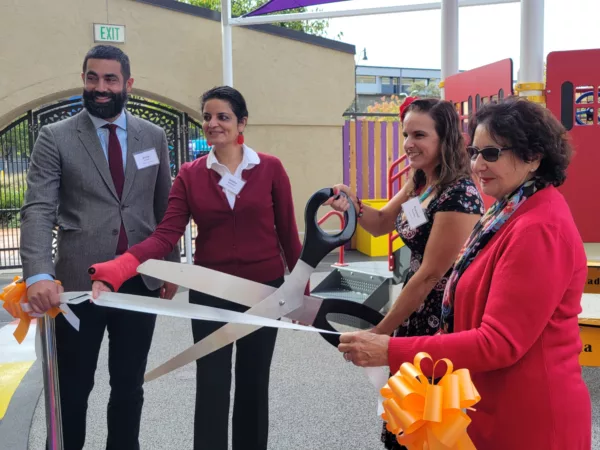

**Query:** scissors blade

left=137, top=259, right=322, bottom=320
left=137, top=260, right=269, bottom=307
left=143, top=259, right=316, bottom=381
left=283, top=294, right=323, bottom=325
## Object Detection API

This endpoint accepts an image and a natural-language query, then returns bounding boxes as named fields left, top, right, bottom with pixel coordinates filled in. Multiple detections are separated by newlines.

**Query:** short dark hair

left=403, top=98, right=472, bottom=193
left=82, top=45, right=131, bottom=80
left=201, top=86, right=249, bottom=122
left=468, top=97, right=572, bottom=187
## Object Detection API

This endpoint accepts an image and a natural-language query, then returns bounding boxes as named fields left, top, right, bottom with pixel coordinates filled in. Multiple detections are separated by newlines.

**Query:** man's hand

left=92, top=280, right=113, bottom=299
left=27, top=280, right=63, bottom=315
left=338, top=330, right=390, bottom=367
left=160, top=282, right=178, bottom=300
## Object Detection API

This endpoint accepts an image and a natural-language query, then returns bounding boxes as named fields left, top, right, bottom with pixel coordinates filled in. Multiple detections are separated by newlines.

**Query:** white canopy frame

left=219, top=0, right=545, bottom=100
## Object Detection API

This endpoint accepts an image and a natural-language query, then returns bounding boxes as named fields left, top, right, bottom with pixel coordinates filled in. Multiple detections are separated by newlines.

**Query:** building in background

left=352, top=65, right=442, bottom=113
left=357, top=65, right=441, bottom=97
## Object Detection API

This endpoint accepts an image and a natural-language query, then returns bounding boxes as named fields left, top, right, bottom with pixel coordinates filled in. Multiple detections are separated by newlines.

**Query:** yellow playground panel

left=356, top=199, right=404, bottom=258
left=579, top=262, right=600, bottom=366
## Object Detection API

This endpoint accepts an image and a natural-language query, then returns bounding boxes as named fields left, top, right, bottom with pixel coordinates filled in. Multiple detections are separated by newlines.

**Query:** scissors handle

left=299, top=188, right=356, bottom=269
left=312, top=298, right=385, bottom=347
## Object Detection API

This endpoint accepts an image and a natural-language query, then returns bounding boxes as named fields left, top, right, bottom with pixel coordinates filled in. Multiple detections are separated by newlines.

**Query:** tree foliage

left=184, top=0, right=332, bottom=36
left=364, top=95, right=406, bottom=122
left=407, top=80, right=441, bottom=98
left=361, top=80, right=442, bottom=122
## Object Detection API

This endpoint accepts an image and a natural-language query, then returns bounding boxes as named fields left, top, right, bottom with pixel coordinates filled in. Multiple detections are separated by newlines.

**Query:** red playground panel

left=546, top=49, right=600, bottom=242
left=444, top=58, right=515, bottom=210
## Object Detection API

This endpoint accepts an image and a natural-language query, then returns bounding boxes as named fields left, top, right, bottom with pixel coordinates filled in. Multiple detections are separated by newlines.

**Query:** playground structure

left=337, top=50, right=600, bottom=366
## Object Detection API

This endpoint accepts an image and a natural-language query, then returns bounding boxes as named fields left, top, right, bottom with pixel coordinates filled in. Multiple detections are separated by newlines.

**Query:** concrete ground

left=1, top=253, right=600, bottom=449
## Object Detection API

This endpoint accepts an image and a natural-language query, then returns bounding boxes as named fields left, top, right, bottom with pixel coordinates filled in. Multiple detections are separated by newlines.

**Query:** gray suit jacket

left=20, top=109, right=180, bottom=291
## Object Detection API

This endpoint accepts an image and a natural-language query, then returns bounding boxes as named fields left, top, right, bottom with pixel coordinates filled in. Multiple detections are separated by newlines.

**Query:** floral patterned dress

left=381, top=177, right=484, bottom=450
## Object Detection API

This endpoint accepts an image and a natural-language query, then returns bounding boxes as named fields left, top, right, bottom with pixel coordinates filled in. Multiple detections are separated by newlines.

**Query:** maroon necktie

left=103, top=124, right=128, bottom=254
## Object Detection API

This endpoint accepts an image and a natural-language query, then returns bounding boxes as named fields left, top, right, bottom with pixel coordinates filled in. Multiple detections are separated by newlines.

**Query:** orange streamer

left=0, top=276, right=63, bottom=344
left=381, top=352, right=481, bottom=450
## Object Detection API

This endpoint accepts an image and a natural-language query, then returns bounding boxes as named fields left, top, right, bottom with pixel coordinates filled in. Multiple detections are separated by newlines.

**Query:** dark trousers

left=49, top=275, right=159, bottom=450
left=189, top=277, right=284, bottom=450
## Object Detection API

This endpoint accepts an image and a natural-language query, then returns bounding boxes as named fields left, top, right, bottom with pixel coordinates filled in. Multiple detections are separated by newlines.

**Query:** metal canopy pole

left=517, top=0, right=545, bottom=101
left=441, top=0, right=459, bottom=99
left=38, top=314, right=64, bottom=449
left=221, top=0, right=233, bottom=86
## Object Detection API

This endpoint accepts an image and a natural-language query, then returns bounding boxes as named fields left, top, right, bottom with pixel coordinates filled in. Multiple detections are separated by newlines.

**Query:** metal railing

left=387, top=154, right=410, bottom=271
left=317, top=211, right=346, bottom=266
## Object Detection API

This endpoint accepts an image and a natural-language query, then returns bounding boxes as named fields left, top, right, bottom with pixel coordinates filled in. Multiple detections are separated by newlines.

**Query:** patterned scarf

left=440, top=178, right=546, bottom=333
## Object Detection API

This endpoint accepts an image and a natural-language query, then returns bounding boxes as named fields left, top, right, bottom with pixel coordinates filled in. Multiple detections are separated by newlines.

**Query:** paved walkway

left=1, top=254, right=600, bottom=449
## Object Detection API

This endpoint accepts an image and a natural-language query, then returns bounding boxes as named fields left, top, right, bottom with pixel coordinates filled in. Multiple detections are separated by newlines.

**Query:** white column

left=221, top=0, right=233, bottom=86
left=518, top=0, right=545, bottom=100
left=441, top=0, right=459, bottom=99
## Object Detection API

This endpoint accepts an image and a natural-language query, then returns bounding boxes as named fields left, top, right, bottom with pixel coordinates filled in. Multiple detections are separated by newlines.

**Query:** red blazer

left=388, top=186, right=591, bottom=449
left=128, top=153, right=303, bottom=284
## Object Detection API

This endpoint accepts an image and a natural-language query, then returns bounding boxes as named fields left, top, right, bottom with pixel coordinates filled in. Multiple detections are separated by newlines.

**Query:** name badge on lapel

left=133, top=148, right=160, bottom=170
left=402, top=197, right=428, bottom=229
left=218, top=173, right=246, bottom=195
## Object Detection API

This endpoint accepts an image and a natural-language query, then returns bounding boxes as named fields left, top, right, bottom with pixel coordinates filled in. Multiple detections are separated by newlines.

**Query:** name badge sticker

left=134, top=148, right=160, bottom=170
left=402, top=197, right=428, bottom=229
left=218, top=173, right=246, bottom=195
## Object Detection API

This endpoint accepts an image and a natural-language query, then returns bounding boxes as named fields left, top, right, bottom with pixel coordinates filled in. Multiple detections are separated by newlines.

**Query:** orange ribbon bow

left=0, top=276, right=63, bottom=344
left=381, top=352, right=481, bottom=450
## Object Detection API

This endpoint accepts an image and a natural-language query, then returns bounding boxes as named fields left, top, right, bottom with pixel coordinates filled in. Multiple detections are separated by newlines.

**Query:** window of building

left=400, top=78, right=415, bottom=93
left=382, top=77, right=399, bottom=85
left=357, top=75, right=376, bottom=84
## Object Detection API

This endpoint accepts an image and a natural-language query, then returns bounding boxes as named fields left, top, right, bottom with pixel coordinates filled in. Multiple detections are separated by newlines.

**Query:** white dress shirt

left=206, top=144, right=260, bottom=209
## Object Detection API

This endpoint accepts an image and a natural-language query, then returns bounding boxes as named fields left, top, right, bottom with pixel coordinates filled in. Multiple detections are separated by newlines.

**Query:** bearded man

left=20, top=44, right=180, bottom=450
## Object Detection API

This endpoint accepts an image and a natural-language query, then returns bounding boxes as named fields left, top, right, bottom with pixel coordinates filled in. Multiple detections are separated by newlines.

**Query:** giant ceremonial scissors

left=1, top=189, right=385, bottom=382
left=132, top=188, right=385, bottom=381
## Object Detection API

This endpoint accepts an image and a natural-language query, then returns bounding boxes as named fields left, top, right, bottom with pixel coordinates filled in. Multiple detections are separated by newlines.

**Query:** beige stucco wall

left=0, top=0, right=354, bottom=230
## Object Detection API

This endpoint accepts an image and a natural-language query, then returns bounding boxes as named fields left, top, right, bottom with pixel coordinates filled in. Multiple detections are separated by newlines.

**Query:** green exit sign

left=94, top=24, right=126, bottom=43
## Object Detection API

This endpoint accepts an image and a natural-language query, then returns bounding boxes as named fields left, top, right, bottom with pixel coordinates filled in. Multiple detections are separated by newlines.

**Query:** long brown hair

left=402, top=98, right=471, bottom=194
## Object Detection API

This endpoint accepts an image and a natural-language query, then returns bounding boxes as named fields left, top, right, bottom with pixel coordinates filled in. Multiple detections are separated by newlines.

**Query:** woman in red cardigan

left=338, top=97, right=591, bottom=449
left=87, top=86, right=305, bottom=450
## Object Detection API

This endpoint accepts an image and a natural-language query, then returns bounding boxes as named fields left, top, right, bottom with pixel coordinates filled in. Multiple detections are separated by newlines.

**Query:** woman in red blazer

left=338, top=97, right=592, bottom=450
left=86, top=86, right=305, bottom=450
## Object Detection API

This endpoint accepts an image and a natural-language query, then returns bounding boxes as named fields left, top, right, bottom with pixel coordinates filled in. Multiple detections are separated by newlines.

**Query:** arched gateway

left=0, top=96, right=205, bottom=268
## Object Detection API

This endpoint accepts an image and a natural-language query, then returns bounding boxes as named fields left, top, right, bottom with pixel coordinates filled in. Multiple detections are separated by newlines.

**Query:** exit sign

left=94, top=24, right=126, bottom=43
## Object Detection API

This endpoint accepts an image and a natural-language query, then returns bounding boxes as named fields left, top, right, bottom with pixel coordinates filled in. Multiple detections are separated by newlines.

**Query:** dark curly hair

left=468, top=97, right=572, bottom=187
left=402, top=98, right=471, bottom=194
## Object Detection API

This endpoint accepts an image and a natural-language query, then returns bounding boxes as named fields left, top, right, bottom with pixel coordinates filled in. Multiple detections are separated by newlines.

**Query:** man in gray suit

left=20, top=45, right=179, bottom=450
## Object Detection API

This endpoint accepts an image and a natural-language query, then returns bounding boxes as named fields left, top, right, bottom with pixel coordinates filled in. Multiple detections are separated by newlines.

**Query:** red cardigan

left=388, top=186, right=591, bottom=449
left=128, top=153, right=303, bottom=284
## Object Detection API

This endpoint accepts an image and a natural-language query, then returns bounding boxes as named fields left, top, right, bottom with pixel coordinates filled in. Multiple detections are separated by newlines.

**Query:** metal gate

left=0, top=96, right=206, bottom=269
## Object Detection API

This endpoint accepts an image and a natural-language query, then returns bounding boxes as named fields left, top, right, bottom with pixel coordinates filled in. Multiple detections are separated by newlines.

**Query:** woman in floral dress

left=329, top=97, right=484, bottom=449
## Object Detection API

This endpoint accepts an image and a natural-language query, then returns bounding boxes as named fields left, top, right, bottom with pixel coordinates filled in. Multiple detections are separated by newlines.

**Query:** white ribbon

left=56, top=291, right=391, bottom=407
left=59, top=291, right=337, bottom=335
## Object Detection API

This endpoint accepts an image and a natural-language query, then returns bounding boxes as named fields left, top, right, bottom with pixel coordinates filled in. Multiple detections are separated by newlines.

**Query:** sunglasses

left=466, top=146, right=512, bottom=162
